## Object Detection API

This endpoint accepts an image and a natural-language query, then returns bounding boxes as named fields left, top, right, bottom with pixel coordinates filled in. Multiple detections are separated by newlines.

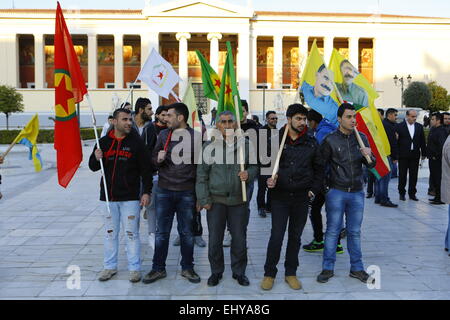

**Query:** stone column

left=34, top=33, right=45, bottom=89
left=273, top=35, right=283, bottom=89
left=0, top=34, right=19, bottom=87
left=207, top=32, right=222, bottom=111
left=88, top=34, right=97, bottom=89
left=324, top=36, right=334, bottom=65
left=141, top=32, right=159, bottom=105
left=114, top=33, right=123, bottom=89
left=238, top=32, right=250, bottom=102
left=299, top=35, right=309, bottom=79
left=250, top=33, right=257, bottom=90
left=349, top=37, right=359, bottom=67
left=176, top=32, right=191, bottom=97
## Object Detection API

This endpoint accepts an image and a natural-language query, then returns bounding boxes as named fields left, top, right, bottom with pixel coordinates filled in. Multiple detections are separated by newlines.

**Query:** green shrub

left=0, top=128, right=102, bottom=144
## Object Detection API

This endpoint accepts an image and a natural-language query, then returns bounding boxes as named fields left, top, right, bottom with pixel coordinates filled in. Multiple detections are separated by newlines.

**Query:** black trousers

left=309, top=192, right=325, bottom=242
left=207, top=202, right=249, bottom=276
left=367, top=171, right=376, bottom=196
left=429, top=158, right=442, bottom=200
left=264, top=195, right=309, bottom=277
left=257, top=174, right=272, bottom=210
left=192, top=210, right=203, bottom=237
left=398, top=157, right=420, bottom=197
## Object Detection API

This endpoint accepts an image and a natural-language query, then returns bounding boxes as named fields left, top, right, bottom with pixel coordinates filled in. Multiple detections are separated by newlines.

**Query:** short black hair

left=265, top=111, right=276, bottom=118
left=337, top=103, right=356, bottom=118
left=386, top=108, right=398, bottom=117
left=443, top=112, right=450, bottom=116
left=134, top=97, right=151, bottom=114
left=155, top=105, right=168, bottom=115
left=307, top=109, right=323, bottom=123
left=252, top=115, right=259, bottom=123
left=241, top=100, right=249, bottom=112
left=167, top=102, right=189, bottom=123
left=113, top=107, right=131, bottom=119
left=431, top=112, right=444, bottom=124
left=120, top=102, right=131, bottom=108
left=377, top=108, right=385, bottom=117
left=108, top=115, right=114, bottom=120
left=286, top=104, right=308, bottom=118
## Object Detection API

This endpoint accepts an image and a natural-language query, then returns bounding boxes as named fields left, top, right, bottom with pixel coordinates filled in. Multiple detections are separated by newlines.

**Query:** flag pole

left=123, top=77, right=139, bottom=106
left=332, top=80, right=372, bottom=164
left=85, top=93, right=111, bottom=214
left=233, top=96, right=247, bottom=202
left=170, top=90, right=181, bottom=103
left=1, top=140, right=19, bottom=159
left=271, top=123, right=289, bottom=179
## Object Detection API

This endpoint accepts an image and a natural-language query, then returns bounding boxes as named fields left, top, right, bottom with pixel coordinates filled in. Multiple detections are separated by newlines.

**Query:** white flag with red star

left=137, top=48, right=180, bottom=99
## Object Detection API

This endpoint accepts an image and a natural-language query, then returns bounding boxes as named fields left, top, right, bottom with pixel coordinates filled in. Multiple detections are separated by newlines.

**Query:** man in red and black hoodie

left=89, top=107, right=153, bottom=283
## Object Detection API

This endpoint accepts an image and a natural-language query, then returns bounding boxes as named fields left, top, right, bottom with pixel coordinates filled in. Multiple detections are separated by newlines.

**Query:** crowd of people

left=7, top=95, right=439, bottom=291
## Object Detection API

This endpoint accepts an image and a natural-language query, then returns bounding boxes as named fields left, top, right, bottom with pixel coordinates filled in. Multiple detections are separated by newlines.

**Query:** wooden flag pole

left=1, top=140, right=19, bottom=159
left=86, top=93, right=111, bottom=215
left=233, top=96, right=247, bottom=202
left=332, top=80, right=372, bottom=164
left=170, top=90, right=181, bottom=103
left=271, top=123, right=289, bottom=180
left=123, top=77, right=138, bottom=106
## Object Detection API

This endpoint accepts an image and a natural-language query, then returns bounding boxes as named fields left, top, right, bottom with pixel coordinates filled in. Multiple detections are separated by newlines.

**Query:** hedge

left=0, top=128, right=102, bottom=144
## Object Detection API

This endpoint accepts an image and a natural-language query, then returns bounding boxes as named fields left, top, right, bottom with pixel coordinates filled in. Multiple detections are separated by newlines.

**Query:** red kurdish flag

left=54, top=2, right=87, bottom=188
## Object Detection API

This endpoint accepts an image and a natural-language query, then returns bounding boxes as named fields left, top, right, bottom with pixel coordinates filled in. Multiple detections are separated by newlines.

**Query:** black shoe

left=409, top=195, right=419, bottom=201
left=317, top=270, right=334, bottom=283
left=399, top=195, right=406, bottom=201
left=366, top=193, right=373, bottom=199
left=232, top=274, right=250, bottom=286
left=374, top=199, right=380, bottom=204
left=430, top=200, right=445, bottom=205
left=349, top=270, right=375, bottom=284
left=258, top=208, right=267, bottom=218
left=207, top=273, right=222, bottom=287
left=381, top=201, right=398, bottom=208
left=142, top=270, right=167, bottom=284
left=445, top=248, right=449, bottom=252
left=181, top=269, right=201, bottom=283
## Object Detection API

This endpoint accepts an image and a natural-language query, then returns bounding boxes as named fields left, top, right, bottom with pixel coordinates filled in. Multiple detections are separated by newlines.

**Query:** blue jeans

left=446, top=205, right=450, bottom=250
left=375, top=157, right=393, bottom=204
left=152, top=186, right=195, bottom=272
left=323, top=188, right=365, bottom=272
left=103, top=201, right=141, bottom=271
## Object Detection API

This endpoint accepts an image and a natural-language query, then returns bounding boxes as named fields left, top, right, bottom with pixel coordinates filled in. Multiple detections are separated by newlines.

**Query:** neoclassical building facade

left=1, top=0, right=450, bottom=118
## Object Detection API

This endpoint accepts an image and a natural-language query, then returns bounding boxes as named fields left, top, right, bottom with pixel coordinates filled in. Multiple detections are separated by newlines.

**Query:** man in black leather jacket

left=317, top=103, right=376, bottom=285
left=260, top=104, right=324, bottom=291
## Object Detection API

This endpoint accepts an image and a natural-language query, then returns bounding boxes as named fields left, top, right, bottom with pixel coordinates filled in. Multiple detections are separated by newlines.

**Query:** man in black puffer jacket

left=260, top=104, right=324, bottom=291
left=89, top=107, right=152, bottom=283
left=317, top=103, right=376, bottom=285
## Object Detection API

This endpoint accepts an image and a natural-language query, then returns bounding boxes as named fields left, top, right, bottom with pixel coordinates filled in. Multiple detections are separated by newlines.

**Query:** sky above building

left=2, top=0, right=450, bottom=18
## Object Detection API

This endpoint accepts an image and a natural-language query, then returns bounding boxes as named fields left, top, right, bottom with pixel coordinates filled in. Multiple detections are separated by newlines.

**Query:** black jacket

left=152, top=127, right=200, bottom=191
left=427, top=126, right=448, bottom=160
left=89, top=130, right=153, bottom=202
left=395, top=120, right=427, bottom=159
left=154, top=121, right=168, bottom=136
left=133, top=121, right=157, bottom=154
left=382, top=118, right=399, bottom=161
left=320, top=129, right=376, bottom=192
left=257, top=124, right=278, bottom=168
left=271, top=128, right=324, bottom=200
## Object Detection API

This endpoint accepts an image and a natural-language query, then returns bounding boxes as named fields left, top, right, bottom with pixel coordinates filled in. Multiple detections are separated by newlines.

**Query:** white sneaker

left=148, top=233, right=155, bottom=250
left=223, top=231, right=232, bottom=247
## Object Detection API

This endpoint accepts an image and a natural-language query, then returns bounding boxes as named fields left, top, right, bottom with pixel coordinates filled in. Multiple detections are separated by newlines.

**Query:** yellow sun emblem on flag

left=54, top=70, right=77, bottom=121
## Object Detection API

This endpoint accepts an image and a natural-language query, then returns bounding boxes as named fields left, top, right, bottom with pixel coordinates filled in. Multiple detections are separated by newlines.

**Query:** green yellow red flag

left=217, top=42, right=243, bottom=120
left=329, top=48, right=391, bottom=178
left=54, top=1, right=87, bottom=187
left=196, top=50, right=221, bottom=101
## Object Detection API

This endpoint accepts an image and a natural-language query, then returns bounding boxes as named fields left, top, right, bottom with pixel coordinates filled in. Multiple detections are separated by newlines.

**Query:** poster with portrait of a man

left=335, top=59, right=368, bottom=107
left=300, top=40, right=340, bottom=126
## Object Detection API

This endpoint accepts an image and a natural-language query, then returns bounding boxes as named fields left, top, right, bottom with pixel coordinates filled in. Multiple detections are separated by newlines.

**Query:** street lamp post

left=393, top=74, right=412, bottom=107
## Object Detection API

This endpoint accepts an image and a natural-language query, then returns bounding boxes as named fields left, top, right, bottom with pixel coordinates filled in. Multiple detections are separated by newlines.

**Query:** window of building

left=123, top=35, right=141, bottom=88
left=359, top=38, right=374, bottom=84
left=283, top=37, right=299, bottom=89
left=97, top=35, right=114, bottom=88
left=18, top=34, right=34, bottom=88
left=256, top=37, right=274, bottom=89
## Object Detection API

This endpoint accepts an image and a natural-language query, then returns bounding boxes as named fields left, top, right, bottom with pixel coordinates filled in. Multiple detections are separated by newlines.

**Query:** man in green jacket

left=196, top=111, right=258, bottom=287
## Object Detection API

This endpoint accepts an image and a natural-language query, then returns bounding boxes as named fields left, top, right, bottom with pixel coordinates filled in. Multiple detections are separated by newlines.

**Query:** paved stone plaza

left=0, top=141, right=449, bottom=300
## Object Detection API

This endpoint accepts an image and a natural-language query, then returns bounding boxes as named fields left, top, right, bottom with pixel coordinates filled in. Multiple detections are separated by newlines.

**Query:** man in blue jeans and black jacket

left=317, top=103, right=376, bottom=284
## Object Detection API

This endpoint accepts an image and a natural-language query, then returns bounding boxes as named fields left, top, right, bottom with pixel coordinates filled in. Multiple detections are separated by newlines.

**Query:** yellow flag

left=300, top=39, right=340, bottom=125
left=12, top=114, right=42, bottom=172
left=182, top=80, right=202, bottom=132
left=328, top=49, right=391, bottom=156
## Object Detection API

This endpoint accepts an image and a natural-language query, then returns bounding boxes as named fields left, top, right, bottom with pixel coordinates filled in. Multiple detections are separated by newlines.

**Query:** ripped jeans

left=103, top=201, right=141, bottom=271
